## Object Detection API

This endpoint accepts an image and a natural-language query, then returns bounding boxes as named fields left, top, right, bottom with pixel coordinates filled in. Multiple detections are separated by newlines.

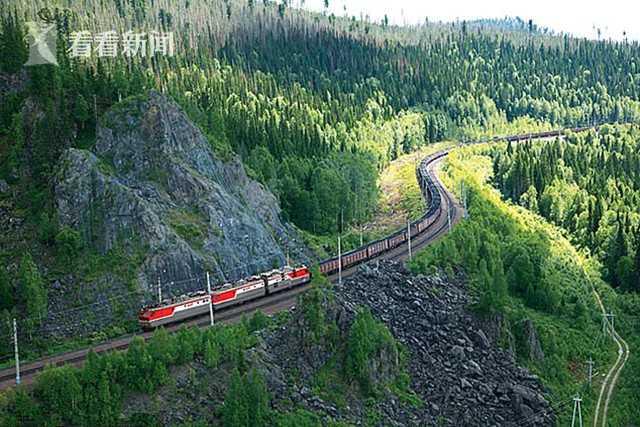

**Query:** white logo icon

left=25, top=21, right=58, bottom=66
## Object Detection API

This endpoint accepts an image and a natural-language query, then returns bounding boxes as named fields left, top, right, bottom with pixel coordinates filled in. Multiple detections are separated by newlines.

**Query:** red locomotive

left=138, top=266, right=311, bottom=329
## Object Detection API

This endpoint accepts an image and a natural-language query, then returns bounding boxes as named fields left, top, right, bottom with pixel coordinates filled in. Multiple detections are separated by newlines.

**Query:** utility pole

left=13, top=318, right=20, bottom=385
left=407, top=219, right=412, bottom=260
left=571, top=395, right=583, bottom=427
left=338, top=235, right=342, bottom=285
left=447, top=206, right=452, bottom=233
left=358, top=196, right=364, bottom=247
left=286, top=249, right=290, bottom=267
left=157, top=277, right=162, bottom=305
left=587, top=358, right=594, bottom=386
left=206, top=272, right=214, bottom=327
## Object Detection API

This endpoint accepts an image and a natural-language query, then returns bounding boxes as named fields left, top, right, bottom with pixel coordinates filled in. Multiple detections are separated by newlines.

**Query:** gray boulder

left=522, top=319, right=545, bottom=362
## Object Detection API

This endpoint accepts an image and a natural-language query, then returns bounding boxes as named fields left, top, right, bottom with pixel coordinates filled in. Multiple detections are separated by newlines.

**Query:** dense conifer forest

left=2, top=0, right=640, bottom=239
left=492, top=125, right=640, bottom=291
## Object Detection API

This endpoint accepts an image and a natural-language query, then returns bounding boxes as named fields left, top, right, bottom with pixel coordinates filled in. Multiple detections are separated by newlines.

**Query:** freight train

left=138, top=126, right=594, bottom=330
left=138, top=150, right=447, bottom=330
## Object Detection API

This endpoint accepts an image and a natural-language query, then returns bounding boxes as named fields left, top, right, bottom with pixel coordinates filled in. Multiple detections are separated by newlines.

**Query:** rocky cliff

left=54, top=91, right=310, bottom=297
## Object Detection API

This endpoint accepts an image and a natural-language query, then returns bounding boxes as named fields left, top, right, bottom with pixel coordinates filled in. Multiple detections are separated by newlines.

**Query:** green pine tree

left=0, top=267, right=14, bottom=311
left=0, top=11, right=28, bottom=73
left=223, top=369, right=250, bottom=427
left=246, top=369, right=270, bottom=426
left=17, top=252, right=47, bottom=321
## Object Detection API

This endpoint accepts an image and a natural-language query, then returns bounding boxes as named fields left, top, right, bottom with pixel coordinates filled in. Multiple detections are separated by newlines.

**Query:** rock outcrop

left=54, top=91, right=310, bottom=297
left=521, top=319, right=545, bottom=362
left=0, top=70, right=27, bottom=98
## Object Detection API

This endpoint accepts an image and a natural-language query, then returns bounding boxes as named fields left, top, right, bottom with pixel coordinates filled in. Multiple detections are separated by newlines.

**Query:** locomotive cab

left=138, top=308, right=156, bottom=330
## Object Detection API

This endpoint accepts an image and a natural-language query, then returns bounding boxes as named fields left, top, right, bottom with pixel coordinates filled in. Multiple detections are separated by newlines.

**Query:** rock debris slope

left=337, top=262, right=553, bottom=426
left=254, top=261, right=553, bottom=426
left=55, top=91, right=309, bottom=296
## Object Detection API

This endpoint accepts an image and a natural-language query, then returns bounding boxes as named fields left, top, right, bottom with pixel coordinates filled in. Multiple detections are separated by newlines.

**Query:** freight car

left=319, top=150, right=448, bottom=276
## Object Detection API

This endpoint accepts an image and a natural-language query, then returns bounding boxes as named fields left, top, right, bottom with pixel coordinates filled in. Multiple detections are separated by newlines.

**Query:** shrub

left=222, top=369, right=271, bottom=427
left=55, top=226, right=83, bottom=266
left=344, top=308, right=399, bottom=395
left=17, top=252, right=47, bottom=320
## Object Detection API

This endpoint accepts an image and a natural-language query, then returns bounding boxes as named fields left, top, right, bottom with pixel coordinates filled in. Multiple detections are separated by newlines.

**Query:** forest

left=2, top=0, right=640, bottom=424
left=491, top=125, right=640, bottom=292
left=2, top=0, right=640, bottom=241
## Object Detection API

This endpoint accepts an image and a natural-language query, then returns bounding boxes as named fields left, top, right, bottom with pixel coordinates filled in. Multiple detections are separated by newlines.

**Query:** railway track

left=0, top=150, right=461, bottom=391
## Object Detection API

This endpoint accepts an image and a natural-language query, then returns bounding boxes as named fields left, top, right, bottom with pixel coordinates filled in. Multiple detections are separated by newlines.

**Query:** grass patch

left=78, top=241, right=148, bottom=287
left=311, top=356, right=350, bottom=409
left=168, top=208, right=211, bottom=249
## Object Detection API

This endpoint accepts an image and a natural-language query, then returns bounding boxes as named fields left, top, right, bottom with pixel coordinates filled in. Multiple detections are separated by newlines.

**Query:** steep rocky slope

left=55, top=91, right=310, bottom=295
left=10, top=91, right=313, bottom=338
left=125, top=261, right=553, bottom=426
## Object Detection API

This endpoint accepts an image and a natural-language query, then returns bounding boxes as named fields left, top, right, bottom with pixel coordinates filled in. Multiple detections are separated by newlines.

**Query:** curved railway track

left=0, top=148, right=461, bottom=391
left=0, top=124, right=624, bottom=419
